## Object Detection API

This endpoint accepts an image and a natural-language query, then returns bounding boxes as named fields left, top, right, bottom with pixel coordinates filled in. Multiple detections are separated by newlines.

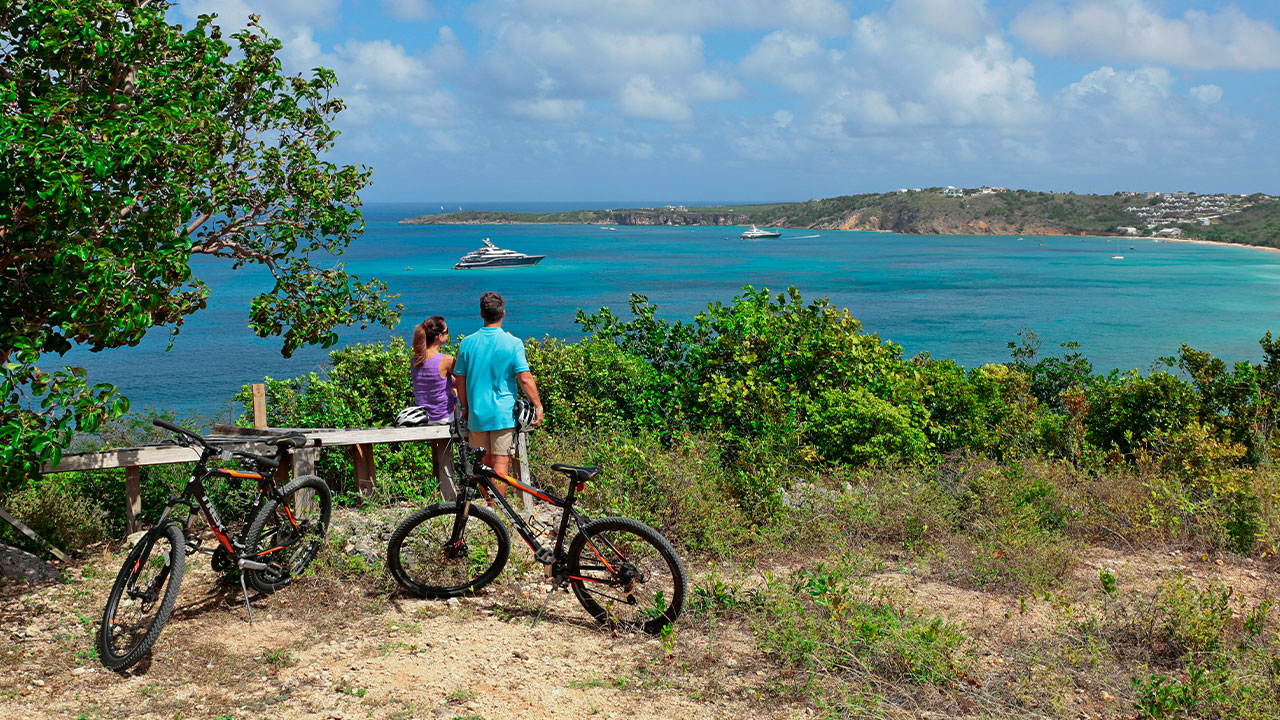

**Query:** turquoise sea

left=59, top=201, right=1280, bottom=419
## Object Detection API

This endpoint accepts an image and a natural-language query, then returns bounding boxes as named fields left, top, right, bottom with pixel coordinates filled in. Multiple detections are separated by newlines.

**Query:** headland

left=400, top=188, right=1280, bottom=250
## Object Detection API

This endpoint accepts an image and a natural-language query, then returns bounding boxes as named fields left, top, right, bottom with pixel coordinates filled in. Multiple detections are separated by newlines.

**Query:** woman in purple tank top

left=411, top=316, right=458, bottom=500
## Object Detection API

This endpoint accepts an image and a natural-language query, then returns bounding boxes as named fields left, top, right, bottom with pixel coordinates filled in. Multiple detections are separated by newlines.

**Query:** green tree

left=0, top=1, right=400, bottom=490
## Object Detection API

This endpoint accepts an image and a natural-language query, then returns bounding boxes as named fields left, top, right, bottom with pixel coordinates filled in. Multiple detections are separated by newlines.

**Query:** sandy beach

left=1155, top=235, right=1280, bottom=254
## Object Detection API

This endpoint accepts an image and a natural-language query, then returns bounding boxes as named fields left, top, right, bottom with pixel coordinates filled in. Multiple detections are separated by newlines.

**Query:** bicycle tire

left=567, top=517, right=687, bottom=634
left=98, top=522, right=186, bottom=671
left=386, top=501, right=510, bottom=598
left=243, top=475, right=332, bottom=593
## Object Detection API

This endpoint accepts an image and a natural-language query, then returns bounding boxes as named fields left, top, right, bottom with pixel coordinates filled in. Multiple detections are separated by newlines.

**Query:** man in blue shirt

left=454, top=291, right=544, bottom=481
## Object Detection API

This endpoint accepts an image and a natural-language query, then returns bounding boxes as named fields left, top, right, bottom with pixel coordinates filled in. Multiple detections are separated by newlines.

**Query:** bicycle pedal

left=534, top=548, right=554, bottom=564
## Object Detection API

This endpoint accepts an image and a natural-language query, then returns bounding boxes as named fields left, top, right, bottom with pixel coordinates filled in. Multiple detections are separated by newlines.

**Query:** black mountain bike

left=386, top=427, right=686, bottom=633
left=97, top=419, right=332, bottom=671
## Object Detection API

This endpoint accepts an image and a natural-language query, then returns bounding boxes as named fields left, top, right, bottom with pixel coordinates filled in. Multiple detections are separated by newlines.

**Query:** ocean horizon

left=56, top=201, right=1280, bottom=420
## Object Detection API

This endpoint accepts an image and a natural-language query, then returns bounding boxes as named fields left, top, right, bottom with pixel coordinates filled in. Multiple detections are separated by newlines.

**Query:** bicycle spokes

left=568, top=519, right=686, bottom=633
left=103, top=529, right=184, bottom=665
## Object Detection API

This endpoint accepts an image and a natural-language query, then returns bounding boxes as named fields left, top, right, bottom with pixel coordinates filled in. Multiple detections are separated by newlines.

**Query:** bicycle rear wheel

left=244, top=475, right=332, bottom=593
left=386, top=501, right=510, bottom=598
left=98, top=522, right=186, bottom=671
left=567, top=517, right=687, bottom=633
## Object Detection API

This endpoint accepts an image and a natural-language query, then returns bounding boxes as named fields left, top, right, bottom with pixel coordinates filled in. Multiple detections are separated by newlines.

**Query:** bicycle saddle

left=551, top=464, right=601, bottom=483
left=264, top=433, right=308, bottom=449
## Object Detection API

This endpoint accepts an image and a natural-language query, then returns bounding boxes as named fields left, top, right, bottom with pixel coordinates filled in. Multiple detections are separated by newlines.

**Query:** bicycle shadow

left=382, top=589, right=606, bottom=633
left=166, top=575, right=267, bottom=624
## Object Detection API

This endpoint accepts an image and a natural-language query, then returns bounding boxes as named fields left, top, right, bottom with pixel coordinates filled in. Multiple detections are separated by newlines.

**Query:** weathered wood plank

left=0, top=506, right=66, bottom=561
left=350, top=444, right=376, bottom=494
left=274, top=426, right=452, bottom=445
left=516, top=432, right=535, bottom=515
left=125, top=467, right=142, bottom=534
left=252, top=384, right=267, bottom=429
left=293, top=448, right=319, bottom=512
left=46, top=445, right=203, bottom=473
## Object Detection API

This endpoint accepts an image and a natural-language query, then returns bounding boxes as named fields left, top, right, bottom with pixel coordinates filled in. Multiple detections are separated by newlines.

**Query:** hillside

left=1192, top=194, right=1280, bottom=248
left=400, top=190, right=1280, bottom=246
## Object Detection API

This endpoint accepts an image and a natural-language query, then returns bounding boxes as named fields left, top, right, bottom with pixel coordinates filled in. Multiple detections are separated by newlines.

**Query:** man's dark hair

left=480, top=291, right=505, bottom=323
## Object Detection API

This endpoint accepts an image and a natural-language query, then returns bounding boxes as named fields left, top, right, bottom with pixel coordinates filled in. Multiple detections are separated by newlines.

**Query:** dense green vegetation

left=10, top=286, right=1280, bottom=718
left=0, top=1, right=398, bottom=494
left=15, top=286, right=1278, bottom=557
left=1195, top=195, right=1280, bottom=248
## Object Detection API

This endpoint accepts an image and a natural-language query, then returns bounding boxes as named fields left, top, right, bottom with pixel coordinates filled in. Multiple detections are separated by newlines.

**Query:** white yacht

left=453, top=238, right=545, bottom=269
left=741, top=225, right=781, bottom=239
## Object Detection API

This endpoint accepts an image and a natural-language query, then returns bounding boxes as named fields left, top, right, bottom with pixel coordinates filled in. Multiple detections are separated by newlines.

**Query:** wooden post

left=252, top=384, right=266, bottom=429
left=292, top=448, right=318, bottom=512
left=125, top=466, right=142, bottom=533
left=349, top=443, right=376, bottom=495
left=0, top=506, right=66, bottom=561
left=516, top=431, right=535, bottom=515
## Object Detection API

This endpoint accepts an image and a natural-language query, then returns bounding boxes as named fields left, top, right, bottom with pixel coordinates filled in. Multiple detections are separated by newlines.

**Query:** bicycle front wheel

left=98, top=522, right=186, bottom=671
left=386, top=501, right=510, bottom=598
left=567, top=517, right=687, bottom=634
left=244, top=475, right=332, bottom=593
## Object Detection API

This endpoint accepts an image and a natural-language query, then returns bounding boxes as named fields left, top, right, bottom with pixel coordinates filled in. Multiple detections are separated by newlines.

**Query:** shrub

left=757, top=564, right=969, bottom=686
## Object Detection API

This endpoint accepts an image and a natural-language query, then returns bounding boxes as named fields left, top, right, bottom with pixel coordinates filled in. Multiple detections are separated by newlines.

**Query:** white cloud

left=686, top=72, right=744, bottom=103
left=506, top=97, right=586, bottom=122
left=469, top=0, right=853, bottom=37
left=619, top=76, right=693, bottom=122
left=835, top=6, right=1043, bottom=128
left=669, top=143, right=704, bottom=161
left=1060, top=66, right=1172, bottom=122
left=740, top=31, right=840, bottom=95
left=889, top=0, right=992, bottom=41
left=179, top=0, right=342, bottom=33
left=616, top=140, right=656, bottom=159
left=383, top=0, right=432, bottom=21
left=1190, top=84, right=1223, bottom=104
left=337, top=39, right=432, bottom=91
left=1012, top=0, right=1280, bottom=70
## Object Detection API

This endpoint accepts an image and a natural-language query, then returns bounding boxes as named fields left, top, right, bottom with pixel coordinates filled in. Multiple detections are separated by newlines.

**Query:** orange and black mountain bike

left=386, top=422, right=686, bottom=633
left=97, top=419, right=331, bottom=671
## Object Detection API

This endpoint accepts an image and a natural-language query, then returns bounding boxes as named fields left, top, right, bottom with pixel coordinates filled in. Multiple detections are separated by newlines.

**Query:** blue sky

left=178, top=1, right=1280, bottom=203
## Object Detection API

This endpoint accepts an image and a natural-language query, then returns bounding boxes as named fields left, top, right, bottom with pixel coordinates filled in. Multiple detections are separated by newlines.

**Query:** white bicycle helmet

left=395, top=406, right=431, bottom=427
left=513, top=398, right=537, bottom=431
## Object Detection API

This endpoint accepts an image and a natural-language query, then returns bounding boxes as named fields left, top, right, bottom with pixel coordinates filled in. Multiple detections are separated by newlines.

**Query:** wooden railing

left=24, top=387, right=534, bottom=548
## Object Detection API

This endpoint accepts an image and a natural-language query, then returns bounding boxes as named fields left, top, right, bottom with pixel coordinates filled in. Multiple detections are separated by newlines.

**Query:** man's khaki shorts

left=467, top=426, right=516, bottom=456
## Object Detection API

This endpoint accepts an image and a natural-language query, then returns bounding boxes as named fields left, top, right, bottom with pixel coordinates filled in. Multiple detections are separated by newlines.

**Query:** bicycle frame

left=152, top=446, right=285, bottom=573
left=446, top=439, right=640, bottom=600
left=452, top=442, right=589, bottom=566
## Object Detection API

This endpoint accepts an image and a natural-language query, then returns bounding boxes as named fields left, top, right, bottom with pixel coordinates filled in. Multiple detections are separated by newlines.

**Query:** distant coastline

left=399, top=188, right=1280, bottom=251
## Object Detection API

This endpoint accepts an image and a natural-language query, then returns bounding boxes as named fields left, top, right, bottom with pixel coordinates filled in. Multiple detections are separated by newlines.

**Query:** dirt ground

left=3, top=526, right=1277, bottom=720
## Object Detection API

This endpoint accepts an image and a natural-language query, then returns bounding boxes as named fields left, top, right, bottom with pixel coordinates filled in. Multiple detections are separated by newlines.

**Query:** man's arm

left=516, top=371, right=543, bottom=427
left=454, top=374, right=468, bottom=420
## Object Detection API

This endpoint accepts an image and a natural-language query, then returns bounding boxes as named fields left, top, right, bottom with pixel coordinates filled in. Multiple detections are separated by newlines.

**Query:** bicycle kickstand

left=239, top=572, right=254, bottom=624
left=531, top=586, right=557, bottom=629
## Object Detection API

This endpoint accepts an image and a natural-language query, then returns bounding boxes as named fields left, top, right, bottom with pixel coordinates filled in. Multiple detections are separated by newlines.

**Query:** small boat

left=1111, top=255, right=1125, bottom=260
left=741, top=225, right=781, bottom=239
left=453, top=238, right=545, bottom=269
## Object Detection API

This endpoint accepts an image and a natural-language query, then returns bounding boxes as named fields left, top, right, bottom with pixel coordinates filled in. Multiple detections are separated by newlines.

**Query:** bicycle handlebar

left=153, top=419, right=282, bottom=470
left=153, top=418, right=210, bottom=449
